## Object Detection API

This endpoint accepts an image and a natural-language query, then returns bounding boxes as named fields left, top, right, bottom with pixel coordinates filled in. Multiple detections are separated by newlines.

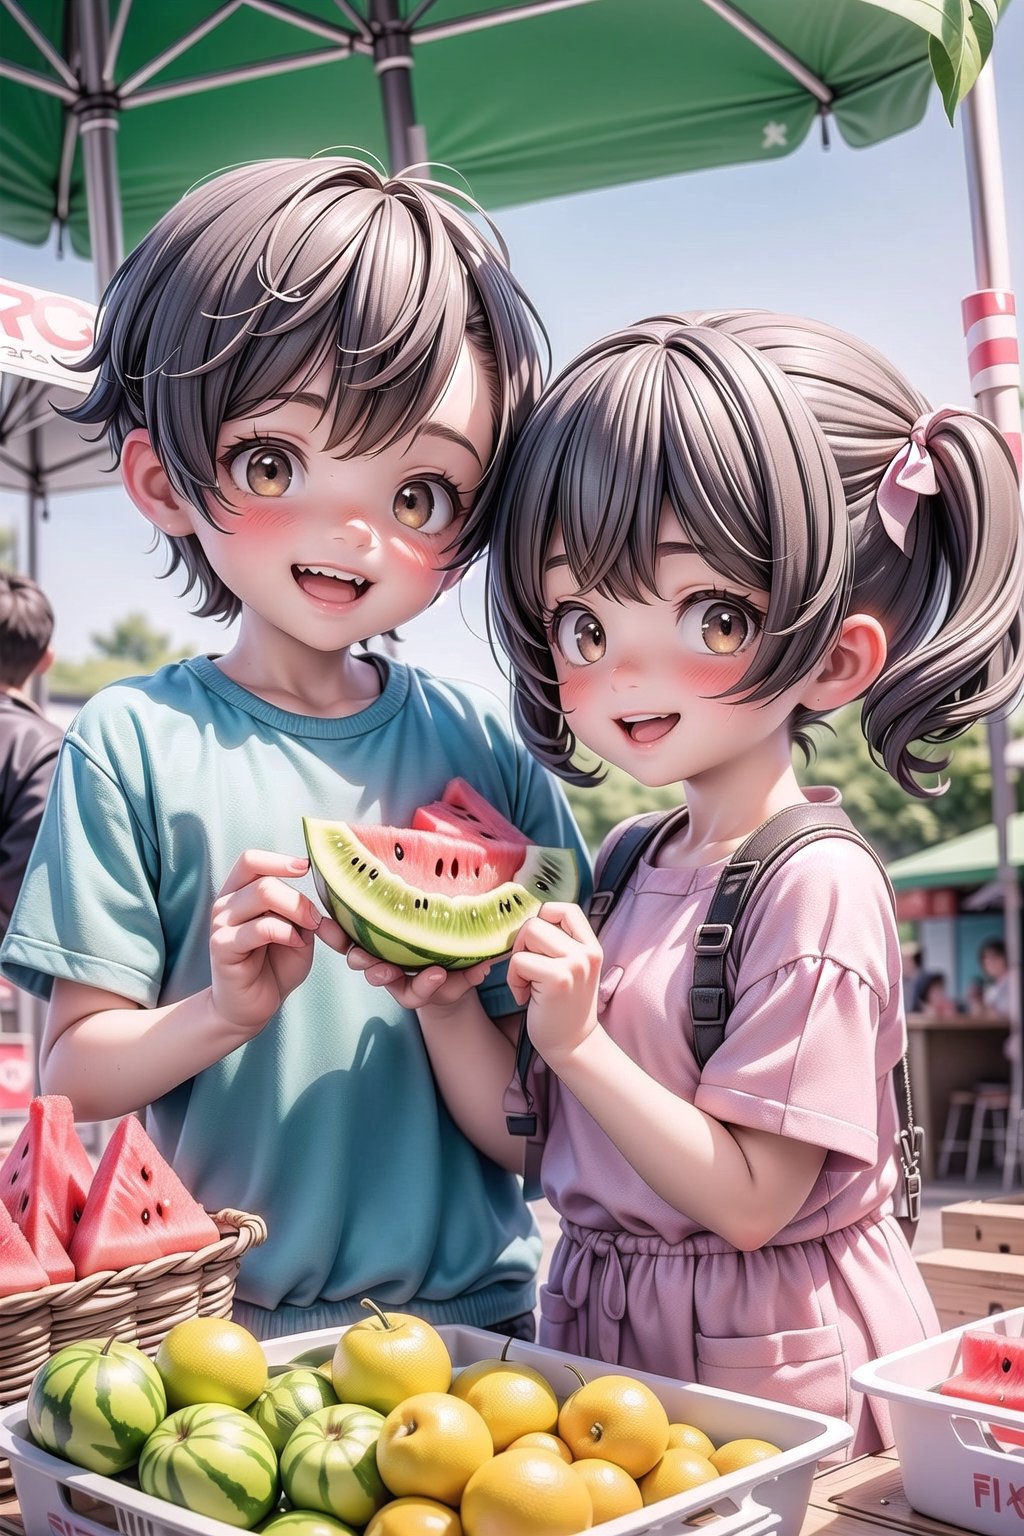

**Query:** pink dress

left=508, top=788, right=939, bottom=1458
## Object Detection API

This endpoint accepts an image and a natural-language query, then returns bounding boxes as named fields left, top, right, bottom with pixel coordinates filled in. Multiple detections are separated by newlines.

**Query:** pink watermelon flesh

left=0, top=1200, right=49, bottom=1296
left=69, top=1114, right=221, bottom=1277
left=354, top=824, right=526, bottom=891
left=0, top=1095, right=94, bottom=1283
left=940, top=1328, right=1024, bottom=1446
left=412, top=778, right=529, bottom=847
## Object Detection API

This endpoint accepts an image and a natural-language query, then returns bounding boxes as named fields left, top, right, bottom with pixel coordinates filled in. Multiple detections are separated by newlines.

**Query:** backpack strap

left=690, top=802, right=877, bottom=1068
left=690, top=800, right=922, bottom=1240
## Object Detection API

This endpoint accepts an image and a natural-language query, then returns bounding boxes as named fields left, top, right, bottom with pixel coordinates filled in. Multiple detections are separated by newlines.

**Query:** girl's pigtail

left=860, top=410, right=1024, bottom=796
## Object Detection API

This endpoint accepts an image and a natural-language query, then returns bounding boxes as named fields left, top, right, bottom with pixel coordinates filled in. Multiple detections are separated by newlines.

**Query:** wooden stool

left=937, top=1084, right=1010, bottom=1177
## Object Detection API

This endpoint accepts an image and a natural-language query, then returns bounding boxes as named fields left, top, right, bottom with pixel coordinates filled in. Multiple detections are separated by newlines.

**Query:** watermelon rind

left=303, top=819, right=578, bottom=969
left=280, top=1403, right=388, bottom=1526
left=27, top=1338, right=167, bottom=1474
left=138, top=1403, right=279, bottom=1529
left=260, top=1514, right=359, bottom=1534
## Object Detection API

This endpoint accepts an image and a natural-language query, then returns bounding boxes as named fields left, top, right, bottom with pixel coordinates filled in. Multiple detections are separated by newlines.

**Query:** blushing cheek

left=235, top=504, right=298, bottom=537
left=557, top=669, right=595, bottom=715
left=678, top=653, right=750, bottom=697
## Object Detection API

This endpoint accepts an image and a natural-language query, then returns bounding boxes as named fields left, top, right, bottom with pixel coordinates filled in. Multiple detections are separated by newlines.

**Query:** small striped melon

left=249, top=1367, right=339, bottom=1454
left=138, top=1402, right=279, bottom=1529
left=27, top=1337, right=166, bottom=1474
left=280, top=1403, right=387, bottom=1526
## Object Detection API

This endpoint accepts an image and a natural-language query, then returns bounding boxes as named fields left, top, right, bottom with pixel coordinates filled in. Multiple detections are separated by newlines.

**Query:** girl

left=359, top=311, right=1024, bottom=1455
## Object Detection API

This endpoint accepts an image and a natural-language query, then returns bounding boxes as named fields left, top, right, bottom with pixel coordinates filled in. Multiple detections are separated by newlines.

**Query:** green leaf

left=858, top=0, right=1003, bottom=121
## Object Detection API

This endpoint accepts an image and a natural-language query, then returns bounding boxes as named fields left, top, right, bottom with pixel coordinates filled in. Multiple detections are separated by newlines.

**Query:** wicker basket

left=0, top=1206, right=266, bottom=1496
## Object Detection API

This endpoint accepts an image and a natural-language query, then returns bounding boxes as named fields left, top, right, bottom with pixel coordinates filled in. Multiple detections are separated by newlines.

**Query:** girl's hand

left=344, top=947, right=493, bottom=1014
left=209, top=851, right=346, bottom=1034
left=508, top=903, right=603, bottom=1064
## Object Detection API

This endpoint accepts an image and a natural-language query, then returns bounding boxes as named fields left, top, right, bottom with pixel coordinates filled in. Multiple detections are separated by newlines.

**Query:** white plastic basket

left=852, top=1305, right=1024, bottom=1536
left=0, top=1323, right=851, bottom=1536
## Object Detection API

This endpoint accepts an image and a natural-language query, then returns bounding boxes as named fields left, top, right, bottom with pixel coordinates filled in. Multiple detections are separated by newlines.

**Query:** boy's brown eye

left=393, top=480, right=456, bottom=533
left=228, top=447, right=300, bottom=498
left=555, top=606, right=605, bottom=665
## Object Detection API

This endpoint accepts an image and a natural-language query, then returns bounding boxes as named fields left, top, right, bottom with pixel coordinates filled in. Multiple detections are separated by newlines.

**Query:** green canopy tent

left=889, top=815, right=1024, bottom=892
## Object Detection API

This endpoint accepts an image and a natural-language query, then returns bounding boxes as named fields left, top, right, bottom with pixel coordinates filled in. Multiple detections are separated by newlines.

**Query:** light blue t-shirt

left=1, top=655, right=590, bottom=1338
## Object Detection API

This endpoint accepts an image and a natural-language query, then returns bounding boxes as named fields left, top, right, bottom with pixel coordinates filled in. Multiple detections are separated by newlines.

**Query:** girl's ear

left=120, top=429, right=196, bottom=536
left=800, top=613, right=887, bottom=714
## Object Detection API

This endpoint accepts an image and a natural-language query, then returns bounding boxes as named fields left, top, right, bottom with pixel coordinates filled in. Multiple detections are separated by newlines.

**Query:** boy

left=0, top=157, right=587, bottom=1340
left=0, top=571, right=61, bottom=937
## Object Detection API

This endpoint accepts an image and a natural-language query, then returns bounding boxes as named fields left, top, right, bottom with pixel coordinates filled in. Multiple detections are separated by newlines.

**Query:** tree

left=90, top=612, right=175, bottom=667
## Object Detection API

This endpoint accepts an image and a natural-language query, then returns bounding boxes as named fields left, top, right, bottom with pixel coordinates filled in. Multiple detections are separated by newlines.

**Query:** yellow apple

left=331, top=1298, right=452, bottom=1414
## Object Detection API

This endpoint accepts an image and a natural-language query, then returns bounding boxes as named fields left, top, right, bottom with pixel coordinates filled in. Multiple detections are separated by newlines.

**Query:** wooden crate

left=916, top=1246, right=1024, bottom=1330
left=940, top=1193, right=1024, bottom=1255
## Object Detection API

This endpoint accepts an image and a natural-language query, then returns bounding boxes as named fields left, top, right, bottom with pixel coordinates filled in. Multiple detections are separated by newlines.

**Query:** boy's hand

left=344, top=946, right=493, bottom=1012
left=507, top=903, right=602, bottom=1064
left=210, top=851, right=346, bottom=1033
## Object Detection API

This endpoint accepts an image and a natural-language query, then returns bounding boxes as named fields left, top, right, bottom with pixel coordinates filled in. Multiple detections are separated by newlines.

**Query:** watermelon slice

left=0, top=1199, right=49, bottom=1297
left=940, top=1328, right=1024, bottom=1447
left=69, top=1115, right=221, bottom=1277
left=304, top=819, right=577, bottom=970
left=0, top=1095, right=94, bottom=1283
left=412, top=778, right=530, bottom=847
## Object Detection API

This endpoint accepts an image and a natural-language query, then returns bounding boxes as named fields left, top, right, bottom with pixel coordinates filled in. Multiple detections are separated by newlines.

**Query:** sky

left=1, top=5, right=1022, bottom=707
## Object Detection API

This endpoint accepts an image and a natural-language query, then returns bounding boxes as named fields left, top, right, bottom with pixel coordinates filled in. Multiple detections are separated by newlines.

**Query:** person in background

left=901, top=941, right=923, bottom=1017
left=0, top=572, right=62, bottom=940
left=979, top=938, right=1013, bottom=1017
left=909, top=970, right=960, bottom=1018
left=962, top=976, right=987, bottom=1016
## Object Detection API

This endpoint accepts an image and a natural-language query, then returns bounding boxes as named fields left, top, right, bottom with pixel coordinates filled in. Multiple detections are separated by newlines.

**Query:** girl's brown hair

left=488, top=311, right=1024, bottom=795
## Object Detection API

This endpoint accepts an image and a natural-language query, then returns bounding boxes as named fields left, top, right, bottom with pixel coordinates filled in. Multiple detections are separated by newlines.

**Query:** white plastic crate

left=852, top=1304, right=1024, bottom=1536
left=0, top=1323, right=851, bottom=1536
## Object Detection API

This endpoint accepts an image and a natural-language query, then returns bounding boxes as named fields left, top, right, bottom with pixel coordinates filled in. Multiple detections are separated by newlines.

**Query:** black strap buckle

left=694, top=922, right=734, bottom=955
left=506, top=1113, right=537, bottom=1138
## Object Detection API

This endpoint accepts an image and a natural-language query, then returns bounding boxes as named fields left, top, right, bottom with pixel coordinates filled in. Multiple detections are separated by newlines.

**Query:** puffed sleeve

left=693, top=839, right=902, bottom=1166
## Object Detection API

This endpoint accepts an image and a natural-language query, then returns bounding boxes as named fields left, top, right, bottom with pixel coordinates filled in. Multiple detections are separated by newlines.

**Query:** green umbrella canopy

left=888, top=814, right=1024, bottom=890
left=0, top=0, right=986, bottom=263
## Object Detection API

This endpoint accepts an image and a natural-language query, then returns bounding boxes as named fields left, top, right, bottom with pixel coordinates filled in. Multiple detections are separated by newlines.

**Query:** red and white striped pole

left=960, top=53, right=1023, bottom=1192
left=962, top=288, right=1022, bottom=477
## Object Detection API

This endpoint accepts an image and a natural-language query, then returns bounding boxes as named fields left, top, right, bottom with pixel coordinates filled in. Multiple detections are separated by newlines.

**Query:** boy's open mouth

left=293, top=564, right=371, bottom=605
left=618, top=713, right=680, bottom=744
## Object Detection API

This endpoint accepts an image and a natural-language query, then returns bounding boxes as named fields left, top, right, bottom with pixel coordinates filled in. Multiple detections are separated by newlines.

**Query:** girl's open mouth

left=292, top=564, right=371, bottom=605
left=618, top=713, right=681, bottom=744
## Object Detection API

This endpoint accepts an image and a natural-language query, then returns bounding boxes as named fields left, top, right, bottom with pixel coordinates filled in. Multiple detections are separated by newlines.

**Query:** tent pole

left=960, top=58, right=1023, bottom=1190
left=370, top=0, right=428, bottom=175
left=77, top=0, right=124, bottom=291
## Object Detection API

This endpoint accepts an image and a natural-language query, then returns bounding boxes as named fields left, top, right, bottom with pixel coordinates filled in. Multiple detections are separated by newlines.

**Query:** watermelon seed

left=140, top=1164, right=152, bottom=1182
left=452, top=858, right=459, bottom=877
left=141, top=1209, right=150, bottom=1223
left=156, top=1202, right=165, bottom=1217
left=435, top=859, right=444, bottom=877
left=19, top=1193, right=27, bottom=1214
left=369, top=868, right=378, bottom=879
left=1003, top=1357, right=1012, bottom=1372
left=394, top=843, right=405, bottom=860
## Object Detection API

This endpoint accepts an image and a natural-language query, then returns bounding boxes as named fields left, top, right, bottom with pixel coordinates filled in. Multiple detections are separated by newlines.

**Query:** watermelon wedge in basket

left=69, top=1114, right=221, bottom=1277
left=304, top=778, right=578, bottom=971
left=0, top=1094, right=93, bottom=1283
left=0, top=1199, right=49, bottom=1296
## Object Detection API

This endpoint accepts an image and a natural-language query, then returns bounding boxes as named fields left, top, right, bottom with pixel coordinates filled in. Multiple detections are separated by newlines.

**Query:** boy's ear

left=800, top=613, right=887, bottom=714
left=121, top=429, right=195, bottom=536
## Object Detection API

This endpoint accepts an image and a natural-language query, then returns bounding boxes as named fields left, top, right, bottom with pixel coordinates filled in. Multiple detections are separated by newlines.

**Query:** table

left=905, top=1013, right=1010, bottom=1179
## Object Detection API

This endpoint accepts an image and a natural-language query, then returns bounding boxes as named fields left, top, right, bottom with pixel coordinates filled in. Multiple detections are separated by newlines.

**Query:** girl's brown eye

left=228, top=447, right=301, bottom=498
left=393, top=480, right=456, bottom=532
left=555, top=606, right=605, bottom=665
left=679, top=598, right=758, bottom=656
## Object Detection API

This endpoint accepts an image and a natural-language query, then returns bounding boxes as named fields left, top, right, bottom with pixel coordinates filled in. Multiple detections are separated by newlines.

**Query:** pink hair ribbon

left=875, top=406, right=960, bottom=552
